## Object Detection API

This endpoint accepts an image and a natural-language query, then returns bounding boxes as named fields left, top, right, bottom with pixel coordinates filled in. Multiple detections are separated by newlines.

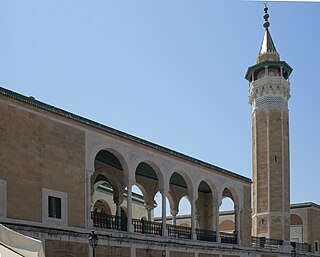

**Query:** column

left=130, top=246, right=136, bottom=257
left=116, top=203, right=121, bottom=217
left=115, top=201, right=122, bottom=230
left=161, top=190, right=168, bottom=236
left=191, top=197, right=196, bottom=240
left=280, top=66, right=283, bottom=77
left=235, top=205, right=242, bottom=245
left=145, top=204, right=153, bottom=221
left=195, top=212, right=201, bottom=228
left=87, top=170, right=94, bottom=228
left=127, top=183, right=133, bottom=232
left=170, top=209, right=178, bottom=226
left=214, top=201, right=221, bottom=243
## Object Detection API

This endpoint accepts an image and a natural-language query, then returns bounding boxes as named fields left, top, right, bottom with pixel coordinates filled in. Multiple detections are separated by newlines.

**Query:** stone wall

left=0, top=97, right=86, bottom=227
left=46, top=240, right=88, bottom=257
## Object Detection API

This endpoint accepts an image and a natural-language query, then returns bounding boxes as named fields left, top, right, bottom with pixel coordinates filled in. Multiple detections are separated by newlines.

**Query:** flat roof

left=291, top=202, right=320, bottom=209
left=0, top=86, right=251, bottom=183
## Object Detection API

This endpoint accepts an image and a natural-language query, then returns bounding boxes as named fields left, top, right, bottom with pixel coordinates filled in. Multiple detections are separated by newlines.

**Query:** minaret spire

left=257, top=4, right=280, bottom=63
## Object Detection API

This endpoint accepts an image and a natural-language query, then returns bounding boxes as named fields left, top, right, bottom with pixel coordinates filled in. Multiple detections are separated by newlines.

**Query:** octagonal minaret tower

left=245, top=5, right=293, bottom=241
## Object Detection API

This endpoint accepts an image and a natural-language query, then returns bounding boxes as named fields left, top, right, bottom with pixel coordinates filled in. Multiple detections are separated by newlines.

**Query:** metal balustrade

left=92, top=213, right=239, bottom=245
left=292, top=242, right=311, bottom=253
left=132, top=218, right=162, bottom=235
left=251, top=236, right=283, bottom=249
left=167, top=224, right=192, bottom=239
left=196, top=228, right=216, bottom=242
left=91, top=212, right=127, bottom=231
left=220, top=232, right=238, bottom=244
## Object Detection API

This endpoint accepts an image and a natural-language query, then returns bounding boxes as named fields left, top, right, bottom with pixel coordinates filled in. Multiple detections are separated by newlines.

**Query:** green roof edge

left=245, top=60, right=293, bottom=81
left=0, top=86, right=251, bottom=184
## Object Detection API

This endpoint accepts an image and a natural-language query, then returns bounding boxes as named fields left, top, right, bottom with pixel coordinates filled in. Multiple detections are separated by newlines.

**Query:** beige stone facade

left=0, top=88, right=255, bottom=257
left=0, top=6, right=319, bottom=257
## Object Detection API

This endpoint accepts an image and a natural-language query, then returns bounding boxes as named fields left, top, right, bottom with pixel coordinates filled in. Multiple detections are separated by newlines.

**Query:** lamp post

left=88, top=231, right=98, bottom=257
left=291, top=242, right=297, bottom=257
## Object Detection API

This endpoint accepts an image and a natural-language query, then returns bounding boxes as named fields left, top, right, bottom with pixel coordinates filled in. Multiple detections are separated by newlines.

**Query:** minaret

left=245, top=5, right=293, bottom=241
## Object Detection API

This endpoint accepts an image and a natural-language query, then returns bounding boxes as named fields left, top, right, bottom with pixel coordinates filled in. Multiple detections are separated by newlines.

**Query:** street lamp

left=291, top=242, right=297, bottom=257
left=88, top=231, right=98, bottom=257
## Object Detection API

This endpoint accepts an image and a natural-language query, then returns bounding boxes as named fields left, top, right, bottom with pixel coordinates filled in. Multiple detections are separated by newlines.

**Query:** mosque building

left=0, top=4, right=320, bottom=257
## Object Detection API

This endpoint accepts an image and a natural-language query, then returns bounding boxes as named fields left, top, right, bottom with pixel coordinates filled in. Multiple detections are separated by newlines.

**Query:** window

left=315, top=241, right=319, bottom=252
left=48, top=196, right=61, bottom=219
left=42, top=188, right=67, bottom=226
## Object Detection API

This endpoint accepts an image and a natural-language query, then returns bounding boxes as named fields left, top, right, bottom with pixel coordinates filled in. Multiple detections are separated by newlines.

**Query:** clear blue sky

left=0, top=1, right=319, bottom=211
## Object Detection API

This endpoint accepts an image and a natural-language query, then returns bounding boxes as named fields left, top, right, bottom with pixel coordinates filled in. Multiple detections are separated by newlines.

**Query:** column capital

left=145, top=204, right=154, bottom=211
left=213, top=199, right=222, bottom=208
left=114, top=199, right=124, bottom=205
left=170, top=209, right=178, bottom=216
left=86, top=169, right=95, bottom=175
left=160, top=188, right=169, bottom=195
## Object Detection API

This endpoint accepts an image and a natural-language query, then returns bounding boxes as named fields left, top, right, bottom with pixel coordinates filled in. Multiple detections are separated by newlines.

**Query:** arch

left=168, top=171, right=193, bottom=218
left=194, top=177, right=219, bottom=200
left=134, top=160, right=164, bottom=188
left=141, top=216, right=147, bottom=221
left=221, top=187, right=240, bottom=208
left=168, top=168, right=193, bottom=195
left=135, top=161, right=162, bottom=221
left=257, top=218, right=268, bottom=234
left=93, top=199, right=112, bottom=215
left=92, top=147, right=129, bottom=184
left=270, top=217, right=282, bottom=239
left=92, top=149, right=128, bottom=199
left=220, top=197, right=234, bottom=211
left=178, top=223, right=190, bottom=228
left=291, top=214, right=303, bottom=225
left=178, top=196, right=191, bottom=215
left=196, top=180, right=216, bottom=230
left=220, top=220, right=235, bottom=232
left=135, top=162, right=160, bottom=198
left=169, top=170, right=193, bottom=198
left=219, top=187, right=238, bottom=236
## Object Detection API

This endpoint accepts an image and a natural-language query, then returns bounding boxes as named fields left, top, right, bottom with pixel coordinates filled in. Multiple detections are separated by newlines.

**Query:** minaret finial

left=263, top=2, right=270, bottom=29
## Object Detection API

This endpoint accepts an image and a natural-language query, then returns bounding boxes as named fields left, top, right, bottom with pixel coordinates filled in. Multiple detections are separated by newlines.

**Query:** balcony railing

left=251, top=236, right=283, bottom=249
left=132, top=218, right=162, bottom=236
left=91, top=212, right=237, bottom=245
left=292, top=242, right=311, bottom=253
left=220, top=231, right=238, bottom=244
left=92, top=212, right=127, bottom=231
left=167, top=224, right=192, bottom=239
left=196, top=228, right=216, bottom=242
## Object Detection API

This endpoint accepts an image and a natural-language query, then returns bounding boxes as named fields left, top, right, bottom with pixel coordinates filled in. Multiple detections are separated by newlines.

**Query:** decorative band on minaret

left=245, top=5, right=293, bottom=241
